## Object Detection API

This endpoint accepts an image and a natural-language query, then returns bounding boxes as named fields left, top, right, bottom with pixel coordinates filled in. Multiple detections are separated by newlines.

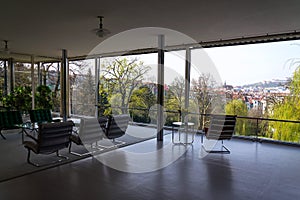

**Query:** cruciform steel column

left=157, top=35, right=165, bottom=141
left=185, top=47, right=191, bottom=111
left=31, top=55, right=35, bottom=109
left=3, top=60, right=7, bottom=96
left=61, top=49, right=68, bottom=122
left=8, top=58, right=14, bottom=93
left=95, top=57, right=100, bottom=117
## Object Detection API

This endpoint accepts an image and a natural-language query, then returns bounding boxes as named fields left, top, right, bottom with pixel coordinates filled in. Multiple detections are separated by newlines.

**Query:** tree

left=164, top=76, right=185, bottom=125
left=41, top=61, right=86, bottom=113
left=0, top=61, right=5, bottom=99
left=14, top=63, right=32, bottom=87
left=42, top=63, right=61, bottom=112
left=265, top=94, right=285, bottom=117
left=225, top=99, right=248, bottom=135
left=168, top=76, right=185, bottom=111
left=191, top=73, right=224, bottom=129
left=270, top=67, right=300, bottom=142
left=129, top=85, right=155, bottom=123
left=98, top=81, right=110, bottom=116
left=35, top=85, right=53, bottom=110
left=73, top=68, right=95, bottom=116
left=225, top=99, right=248, bottom=116
left=101, top=57, right=151, bottom=114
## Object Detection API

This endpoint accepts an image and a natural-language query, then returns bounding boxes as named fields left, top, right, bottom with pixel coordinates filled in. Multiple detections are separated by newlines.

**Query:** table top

left=68, top=118, right=81, bottom=124
left=172, top=122, right=195, bottom=126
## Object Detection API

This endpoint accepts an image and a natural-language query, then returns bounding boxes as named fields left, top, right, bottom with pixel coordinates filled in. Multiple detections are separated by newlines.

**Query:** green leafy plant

left=2, top=86, right=32, bottom=111
left=35, top=85, right=53, bottom=110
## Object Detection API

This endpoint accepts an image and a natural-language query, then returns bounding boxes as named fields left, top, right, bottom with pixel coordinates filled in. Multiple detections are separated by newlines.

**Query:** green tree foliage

left=129, top=85, right=155, bottom=123
left=101, top=57, right=151, bottom=114
left=168, top=77, right=185, bottom=111
left=247, top=108, right=268, bottom=138
left=98, top=81, right=110, bottom=116
left=165, top=77, right=185, bottom=125
left=2, top=86, right=32, bottom=111
left=271, top=102, right=300, bottom=141
left=270, top=67, right=300, bottom=142
left=225, top=99, right=248, bottom=135
left=225, top=99, right=248, bottom=115
left=35, top=85, right=53, bottom=110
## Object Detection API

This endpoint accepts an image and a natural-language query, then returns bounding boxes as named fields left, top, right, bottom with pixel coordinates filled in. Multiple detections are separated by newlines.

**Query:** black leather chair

left=98, top=116, right=108, bottom=132
left=201, top=115, right=237, bottom=154
left=23, top=121, right=74, bottom=166
left=69, top=114, right=130, bottom=153
left=104, top=114, right=131, bottom=145
left=0, top=110, right=25, bottom=140
left=29, top=109, right=60, bottom=124
left=28, top=109, right=61, bottom=132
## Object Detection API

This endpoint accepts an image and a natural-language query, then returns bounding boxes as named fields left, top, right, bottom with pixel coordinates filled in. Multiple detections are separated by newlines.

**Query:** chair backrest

left=37, top=121, right=73, bottom=154
left=78, top=117, right=104, bottom=144
left=105, top=114, right=130, bottom=139
left=29, top=109, right=53, bottom=124
left=0, top=111, right=23, bottom=128
left=98, top=116, right=108, bottom=132
left=206, top=115, right=237, bottom=140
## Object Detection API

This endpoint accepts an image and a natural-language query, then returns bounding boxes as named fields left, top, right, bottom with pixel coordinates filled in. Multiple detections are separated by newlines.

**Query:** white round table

left=172, top=121, right=195, bottom=145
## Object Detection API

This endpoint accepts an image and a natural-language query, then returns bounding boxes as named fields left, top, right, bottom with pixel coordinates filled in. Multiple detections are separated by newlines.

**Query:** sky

left=135, top=39, right=300, bottom=86
left=98, top=39, right=300, bottom=87
left=205, top=40, right=300, bottom=86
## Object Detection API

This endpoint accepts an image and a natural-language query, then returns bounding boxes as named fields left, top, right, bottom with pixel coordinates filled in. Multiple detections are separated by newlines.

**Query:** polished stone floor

left=1, top=134, right=300, bottom=200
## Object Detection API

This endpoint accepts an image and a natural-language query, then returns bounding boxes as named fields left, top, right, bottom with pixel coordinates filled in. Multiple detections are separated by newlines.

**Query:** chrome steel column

left=184, top=47, right=191, bottom=143
left=8, top=58, right=14, bottom=93
left=3, top=60, right=7, bottom=96
left=31, top=55, right=35, bottom=109
left=61, top=49, right=68, bottom=121
left=37, top=62, right=42, bottom=86
left=185, top=47, right=191, bottom=111
left=157, top=35, right=165, bottom=141
left=95, top=57, right=100, bottom=117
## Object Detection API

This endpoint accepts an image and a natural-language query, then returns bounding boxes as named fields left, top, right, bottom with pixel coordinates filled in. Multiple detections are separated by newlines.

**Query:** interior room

left=1, top=0, right=300, bottom=199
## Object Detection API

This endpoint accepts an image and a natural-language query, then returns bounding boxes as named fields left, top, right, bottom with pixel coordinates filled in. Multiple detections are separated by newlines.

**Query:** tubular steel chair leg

left=69, top=141, right=104, bottom=157
left=56, top=151, right=68, bottom=160
left=26, top=149, right=69, bottom=167
left=202, top=140, right=231, bottom=154
left=0, top=131, right=6, bottom=140
left=27, top=149, right=39, bottom=167
left=68, top=142, right=72, bottom=153
left=112, top=138, right=125, bottom=146
left=68, top=141, right=85, bottom=156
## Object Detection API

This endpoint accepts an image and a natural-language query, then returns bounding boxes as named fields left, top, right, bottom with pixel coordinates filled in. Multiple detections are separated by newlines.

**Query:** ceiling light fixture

left=92, top=16, right=111, bottom=37
left=2, top=40, right=10, bottom=54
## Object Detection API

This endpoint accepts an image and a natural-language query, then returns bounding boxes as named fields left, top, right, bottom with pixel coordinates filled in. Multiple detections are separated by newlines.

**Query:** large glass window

left=0, top=61, right=5, bottom=99
left=192, top=39, right=300, bottom=143
left=99, top=53, right=157, bottom=125
left=70, top=59, right=96, bottom=117
left=14, top=62, right=36, bottom=88
left=41, top=62, right=61, bottom=112
left=164, top=50, right=185, bottom=126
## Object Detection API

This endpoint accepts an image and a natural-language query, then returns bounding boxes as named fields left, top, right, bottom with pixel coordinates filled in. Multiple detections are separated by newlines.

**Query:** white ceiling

left=1, top=0, right=300, bottom=60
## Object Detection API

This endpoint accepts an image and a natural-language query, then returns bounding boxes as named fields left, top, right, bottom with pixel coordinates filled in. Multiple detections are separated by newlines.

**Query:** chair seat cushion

left=70, top=133, right=82, bottom=145
left=24, top=141, right=39, bottom=153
